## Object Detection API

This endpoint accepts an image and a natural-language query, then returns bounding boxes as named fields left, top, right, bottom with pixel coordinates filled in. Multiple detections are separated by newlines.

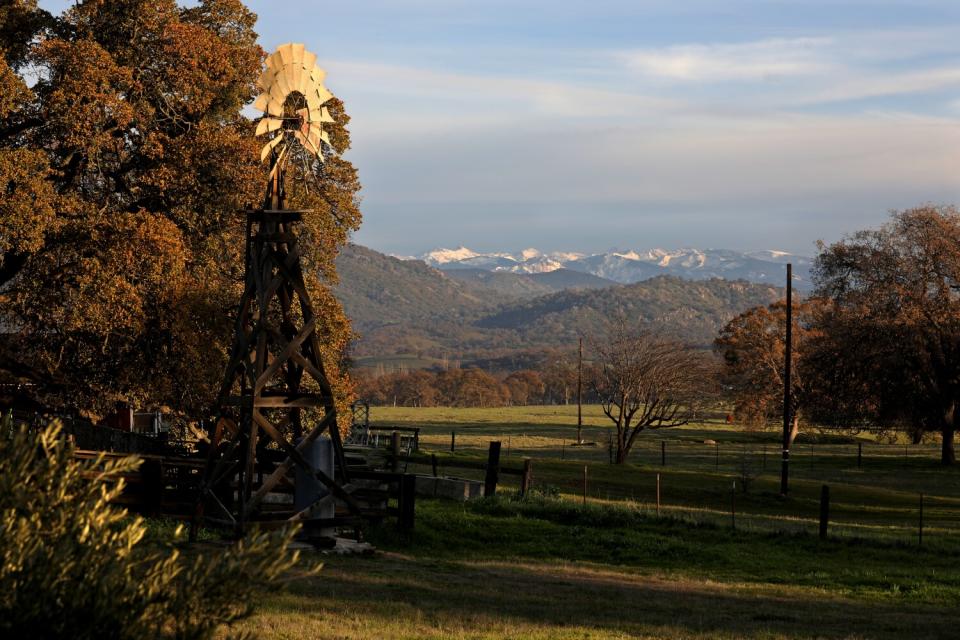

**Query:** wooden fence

left=379, top=433, right=534, bottom=497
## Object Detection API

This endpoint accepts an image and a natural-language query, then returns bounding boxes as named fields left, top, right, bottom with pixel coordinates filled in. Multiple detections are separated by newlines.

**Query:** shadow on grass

left=264, top=553, right=959, bottom=640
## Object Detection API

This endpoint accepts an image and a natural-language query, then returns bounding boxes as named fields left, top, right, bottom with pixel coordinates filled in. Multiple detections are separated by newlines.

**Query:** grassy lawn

left=369, top=405, right=960, bottom=547
left=240, top=498, right=960, bottom=639
left=233, top=406, right=960, bottom=639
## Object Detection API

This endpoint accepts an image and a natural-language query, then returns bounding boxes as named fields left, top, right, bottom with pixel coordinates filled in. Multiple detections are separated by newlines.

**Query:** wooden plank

left=254, top=315, right=317, bottom=391
left=243, top=411, right=333, bottom=517
left=484, top=441, right=502, bottom=497
left=245, top=209, right=310, bottom=222
left=369, top=426, right=422, bottom=434
left=398, top=474, right=416, bottom=531
left=224, top=393, right=332, bottom=408
left=251, top=411, right=362, bottom=515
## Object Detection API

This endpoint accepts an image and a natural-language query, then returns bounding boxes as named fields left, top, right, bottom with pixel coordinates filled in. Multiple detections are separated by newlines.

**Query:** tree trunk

left=789, top=414, right=800, bottom=447
left=942, top=402, right=956, bottom=465
left=614, top=426, right=628, bottom=464
left=942, top=427, right=955, bottom=465
left=615, top=444, right=628, bottom=464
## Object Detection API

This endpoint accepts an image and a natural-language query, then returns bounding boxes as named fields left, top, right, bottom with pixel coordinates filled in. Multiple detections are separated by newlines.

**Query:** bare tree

left=589, top=324, right=714, bottom=463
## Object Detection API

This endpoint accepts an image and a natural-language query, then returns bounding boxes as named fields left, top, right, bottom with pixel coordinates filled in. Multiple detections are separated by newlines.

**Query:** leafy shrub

left=0, top=419, right=312, bottom=639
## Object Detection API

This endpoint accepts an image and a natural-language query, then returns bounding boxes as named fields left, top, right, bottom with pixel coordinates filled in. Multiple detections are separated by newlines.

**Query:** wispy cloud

left=620, top=37, right=831, bottom=81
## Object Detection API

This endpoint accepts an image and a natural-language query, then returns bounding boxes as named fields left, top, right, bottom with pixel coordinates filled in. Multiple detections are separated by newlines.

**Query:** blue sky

left=40, top=1, right=960, bottom=256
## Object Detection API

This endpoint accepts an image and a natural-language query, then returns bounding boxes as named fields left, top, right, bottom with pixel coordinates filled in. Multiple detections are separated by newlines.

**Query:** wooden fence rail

left=384, top=437, right=533, bottom=496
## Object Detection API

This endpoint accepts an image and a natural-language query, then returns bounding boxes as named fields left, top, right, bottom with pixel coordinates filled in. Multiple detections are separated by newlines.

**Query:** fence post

left=141, top=458, right=163, bottom=517
left=919, top=493, right=924, bottom=546
left=656, top=473, right=661, bottom=516
left=562, top=442, right=566, bottom=460
left=520, top=458, right=533, bottom=496
left=661, top=441, right=666, bottom=466
left=414, top=429, right=420, bottom=452
left=391, top=431, right=401, bottom=473
left=582, top=465, right=588, bottom=506
left=398, top=474, right=416, bottom=531
left=857, top=442, right=862, bottom=468
left=819, top=484, right=830, bottom=540
left=507, top=436, right=511, bottom=458
left=431, top=453, right=438, bottom=477
left=730, top=480, right=736, bottom=529
left=484, top=441, right=501, bottom=497
left=716, top=442, right=720, bottom=470
left=450, top=431, right=456, bottom=452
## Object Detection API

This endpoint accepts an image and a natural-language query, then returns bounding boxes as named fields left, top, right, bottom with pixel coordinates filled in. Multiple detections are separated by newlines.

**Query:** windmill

left=192, top=44, right=361, bottom=538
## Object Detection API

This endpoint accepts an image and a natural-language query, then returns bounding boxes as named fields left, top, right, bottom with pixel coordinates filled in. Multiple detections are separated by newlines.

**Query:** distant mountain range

left=406, top=246, right=813, bottom=289
left=335, top=244, right=785, bottom=373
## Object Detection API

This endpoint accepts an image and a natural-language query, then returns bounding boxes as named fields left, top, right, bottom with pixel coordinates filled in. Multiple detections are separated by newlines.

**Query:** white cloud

left=794, top=66, right=960, bottom=105
left=620, top=37, right=832, bottom=81
left=325, top=59, right=685, bottom=133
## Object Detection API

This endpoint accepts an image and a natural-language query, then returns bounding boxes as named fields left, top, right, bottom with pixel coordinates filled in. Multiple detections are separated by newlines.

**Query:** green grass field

left=236, top=406, right=960, bottom=639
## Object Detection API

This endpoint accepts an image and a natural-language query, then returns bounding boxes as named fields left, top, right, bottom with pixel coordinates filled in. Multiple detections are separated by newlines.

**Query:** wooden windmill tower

left=193, top=44, right=361, bottom=537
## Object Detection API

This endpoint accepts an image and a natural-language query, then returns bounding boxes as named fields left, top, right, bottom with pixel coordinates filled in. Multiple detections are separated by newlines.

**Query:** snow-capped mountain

left=419, top=246, right=586, bottom=275
left=411, top=246, right=813, bottom=288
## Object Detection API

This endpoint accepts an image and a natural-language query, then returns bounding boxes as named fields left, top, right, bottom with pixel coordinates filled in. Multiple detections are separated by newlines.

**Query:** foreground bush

left=0, top=420, right=310, bottom=639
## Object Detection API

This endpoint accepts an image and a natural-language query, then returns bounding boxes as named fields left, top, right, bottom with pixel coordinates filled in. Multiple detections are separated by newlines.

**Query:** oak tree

left=813, top=205, right=960, bottom=464
left=0, top=1, right=362, bottom=424
left=714, top=299, right=822, bottom=445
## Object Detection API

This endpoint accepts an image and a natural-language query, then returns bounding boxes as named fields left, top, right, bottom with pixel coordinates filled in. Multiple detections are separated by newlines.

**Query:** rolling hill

left=335, top=244, right=784, bottom=371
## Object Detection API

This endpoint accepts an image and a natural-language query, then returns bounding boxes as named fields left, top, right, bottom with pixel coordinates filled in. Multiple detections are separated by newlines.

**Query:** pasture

left=238, top=406, right=960, bottom=639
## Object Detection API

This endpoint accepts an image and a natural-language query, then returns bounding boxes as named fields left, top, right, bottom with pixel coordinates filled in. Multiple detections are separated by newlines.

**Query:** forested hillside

left=479, top=276, right=782, bottom=346
left=334, top=244, right=499, bottom=331
left=336, top=244, right=783, bottom=370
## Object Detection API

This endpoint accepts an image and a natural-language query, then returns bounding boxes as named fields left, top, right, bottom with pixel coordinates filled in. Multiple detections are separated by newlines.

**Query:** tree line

left=356, top=364, right=581, bottom=408
left=717, top=205, right=960, bottom=465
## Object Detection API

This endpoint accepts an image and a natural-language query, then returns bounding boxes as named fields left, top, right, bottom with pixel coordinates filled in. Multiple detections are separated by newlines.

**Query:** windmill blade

left=266, top=97, right=284, bottom=118
left=269, top=81, right=287, bottom=106
left=257, top=68, right=274, bottom=91
left=303, top=51, right=317, bottom=71
left=255, top=117, right=283, bottom=136
left=308, top=107, right=335, bottom=123
left=265, top=51, right=284, bottom=72
left=253, top=93, right=270, bottom=113
left=306, top=85, right=333, bottom=107
left=291, top=43, right=305, bottom=64
left=307, top=125, right=331, bottom=152
left=310, top=65, right=327, bottom=86
left=315, top=80, right=333, bottom=104
left=289, top=65, right=303, bottom=95
left=260, top=132, right=284, bottom=162
left=296, top=73, right=310, bottom=96
left=293, top=129, right=317, bottom=154
left=275, top=68, right=292, bottom=98
left=278, top=42, right=294, bottom=66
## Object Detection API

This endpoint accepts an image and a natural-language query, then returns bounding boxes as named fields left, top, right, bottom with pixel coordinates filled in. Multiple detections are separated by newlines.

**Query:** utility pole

left=577, top=336, right=583, bottom=444
left=780, top=263, right=792, bottom=495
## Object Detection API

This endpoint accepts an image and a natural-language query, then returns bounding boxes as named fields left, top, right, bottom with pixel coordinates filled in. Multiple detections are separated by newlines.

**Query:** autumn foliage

left=0, top=1, right=361, bottom=422
left=714, top=299, right=823, bottom=444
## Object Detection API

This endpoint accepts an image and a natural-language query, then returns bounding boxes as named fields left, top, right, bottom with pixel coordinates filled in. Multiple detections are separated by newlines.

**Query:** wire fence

left=372, top=432, right=960, bottom=549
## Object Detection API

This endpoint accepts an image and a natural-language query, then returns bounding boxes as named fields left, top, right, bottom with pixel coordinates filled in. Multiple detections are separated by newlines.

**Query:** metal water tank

left=294, top=436, right=336, bottom=544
